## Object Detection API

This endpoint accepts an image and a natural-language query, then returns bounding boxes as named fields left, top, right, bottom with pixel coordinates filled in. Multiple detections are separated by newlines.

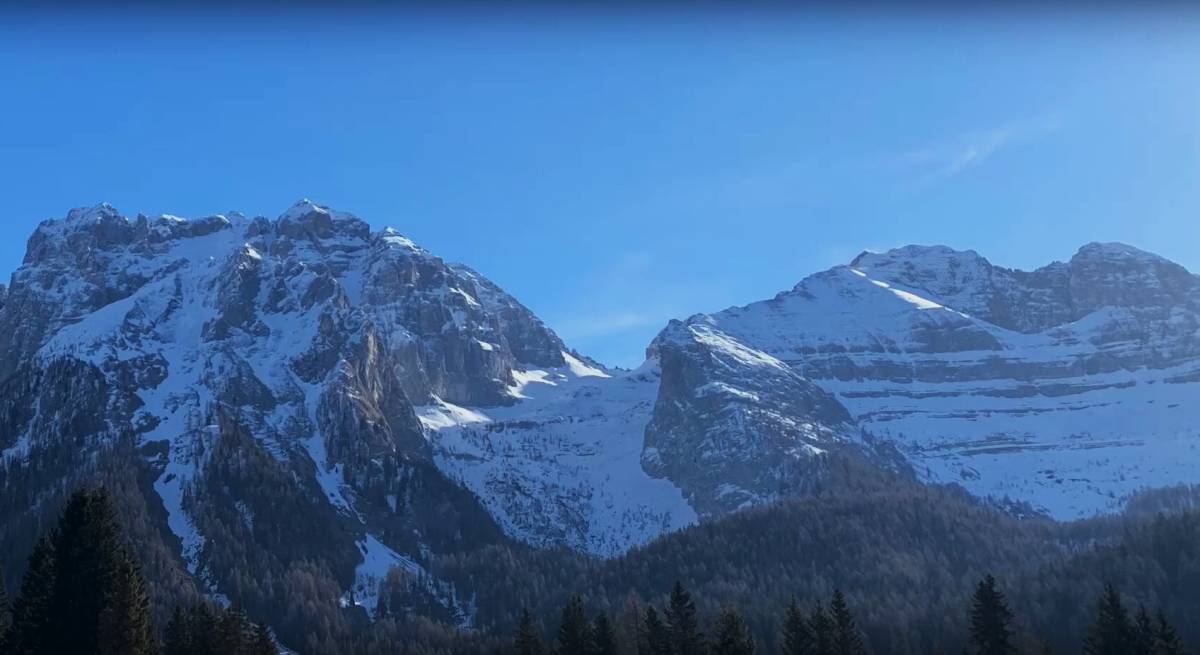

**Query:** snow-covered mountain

left=419, top=317, right=866, bottom=555
left=2, top=202, right=1198, bottom=626
left=0, top=201, right=590, bottom=617
left=693, top=243, right=1200, bottom=518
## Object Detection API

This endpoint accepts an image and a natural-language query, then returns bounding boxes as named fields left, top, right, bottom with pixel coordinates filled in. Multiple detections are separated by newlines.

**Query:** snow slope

left=420, top=353, right=697, bottom=556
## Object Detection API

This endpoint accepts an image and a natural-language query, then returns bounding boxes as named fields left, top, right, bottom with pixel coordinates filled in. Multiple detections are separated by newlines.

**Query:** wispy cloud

left=896, top=113, right=1063, bottom=184
left=552, top=311, right=664, bottom=340
left=545, top=250, right=735, bottom=366
left=546, top=250, right=678, bottom=344
left=668, top=113, right=1066, bottom=214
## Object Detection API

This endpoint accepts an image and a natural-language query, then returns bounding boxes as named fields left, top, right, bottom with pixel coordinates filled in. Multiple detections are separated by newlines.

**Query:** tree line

left=0, top=488, right=275, bottom=655
left=0, top=485, right=1197, bottom=654
left=504, top=576, right=1192, bottom=655
left=431, top=479, right=1200, bottom=655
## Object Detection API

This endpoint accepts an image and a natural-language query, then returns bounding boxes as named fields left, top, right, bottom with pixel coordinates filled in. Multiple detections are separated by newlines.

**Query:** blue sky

left=2, top=6, right=1199, bottom=367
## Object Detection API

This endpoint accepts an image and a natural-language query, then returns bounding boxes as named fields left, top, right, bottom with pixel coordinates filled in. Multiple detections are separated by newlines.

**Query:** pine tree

left=710, top=608, right=755, bottom=655
left=1133, top=605, right=1156, bottom=655
left=558, top=595, right=593, bottom=655
left=829, top=591, right=866, bottom=655
left=1153, top=610, right=1186, bottom=655
left=666, top=581, right=705, bottom=655
left=781, top=597, right=814, bottom=655
left=591, top=613, right=618, bottom=655
left=0, top=567, right=11, bottom=650
left=9, top=534, right=57, bottom=655
left=968, top=575, right=1016, bottom=655
left=618, top=594, right=645, bottom=655
left=189, top=602, right=221, bottom=655
left=1083, top=584, right=1135, bottom=655
left=218, top=605, right=252, bottom=653
left=164, top=606, right=192, bottom=655
left=810, top=601, right=835, bottom=655
left=644, top=606, right=672, bottom=655
left=9, top=490, right=155, bottom=655
left=50, top=488, right=132, bottom=653
left=251, top=622, right=277, bottom=655
left=165, top=601, right=263, bottom=655
left=96, top=556, right=155, bottom=655
left=514, top=608, right=545, bottom=655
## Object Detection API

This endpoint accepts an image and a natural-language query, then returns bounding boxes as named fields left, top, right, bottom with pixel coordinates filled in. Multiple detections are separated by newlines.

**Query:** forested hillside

left=432, top=466, right=1200, bottom=655
left=4, top=476, right=1199, bottom=654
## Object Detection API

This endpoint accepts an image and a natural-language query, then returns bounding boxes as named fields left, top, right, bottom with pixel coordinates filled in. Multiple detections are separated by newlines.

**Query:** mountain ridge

left=2, top=201, right=1198, bottom=646
left=691, top=239, right=1200, bottom=518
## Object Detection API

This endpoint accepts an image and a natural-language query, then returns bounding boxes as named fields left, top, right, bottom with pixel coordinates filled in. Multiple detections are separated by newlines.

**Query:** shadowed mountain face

left=1, top=203, right=1197, bottom=638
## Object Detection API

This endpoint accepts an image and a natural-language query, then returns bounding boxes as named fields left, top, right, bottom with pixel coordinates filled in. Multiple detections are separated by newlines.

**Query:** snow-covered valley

left=420, top=354, right=696, bottom=556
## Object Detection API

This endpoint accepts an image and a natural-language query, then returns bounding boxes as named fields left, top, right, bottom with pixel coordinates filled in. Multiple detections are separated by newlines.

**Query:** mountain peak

left=279, top=197, right=327, bottom=220
left=850, top=244, right=985, bottom=268
left=275, top=199, right=371, bottom=242
left=64, top=201, right=121, bottom=222
left=848, top=245, right=993, bottom=287
left=1071, top=241, right=1166, bottom=264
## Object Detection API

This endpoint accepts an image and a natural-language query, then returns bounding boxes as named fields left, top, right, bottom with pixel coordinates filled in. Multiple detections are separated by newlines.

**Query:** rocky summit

left=1, top=202, right=1198, bottom=624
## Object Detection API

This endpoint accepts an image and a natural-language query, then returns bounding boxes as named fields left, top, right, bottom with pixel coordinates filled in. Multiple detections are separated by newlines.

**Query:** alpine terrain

left=1, top=201, right=1198, bottom=645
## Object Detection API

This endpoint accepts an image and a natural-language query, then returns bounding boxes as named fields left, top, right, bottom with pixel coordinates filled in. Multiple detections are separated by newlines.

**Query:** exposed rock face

left=693, top=243, right=1200, bottom=517
left=643, top=319, right=855, bottom=515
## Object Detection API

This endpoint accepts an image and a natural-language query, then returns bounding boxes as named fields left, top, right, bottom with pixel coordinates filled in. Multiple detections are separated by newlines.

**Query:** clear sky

left=2, top=5, right=1200, bottom=367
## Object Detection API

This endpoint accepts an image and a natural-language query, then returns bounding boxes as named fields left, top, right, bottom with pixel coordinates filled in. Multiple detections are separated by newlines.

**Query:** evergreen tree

left=558, top=595, right=593, bottom=655
left=968, top=575, right=1015, bottom=655
left=618, top=594, right=645, bottom=655
left=251, top=622, right=277, bottom=655
left=0, top=567, right=11, bottom=649
left=644, top=606, right=672, bottom=655
left=1153, top=610, right=1186, bottom=655
left=49, top=488, right=134, bottom=653
left=514, top=608, right=545, bottom=655
left=8, top=490, right=155, bottom=655
left=666, top=581, right=705, bottom=655
left=190, top=602, right=221, bottom=655
left=1083, top=584, right=1135, bottom=655
left=165, top=602, right=273, bottom=655
left=164, top=606, right=192, bottom=655
left=781, top=597, right=814, bottom=655
left=710, top=608, right=755, bottom=655
left=810, top=601, right=834, bottom=655
left=591, top=613, right=617, bottom=655
left=829, top=591, right=866, bottom=655
left=218, top=605, right=253, bottom=653
left=9, top=534, right=57, bottom=655
left=96, top=556, right=155, bottom=655
left=1133, top=605, right=1156, bottom=655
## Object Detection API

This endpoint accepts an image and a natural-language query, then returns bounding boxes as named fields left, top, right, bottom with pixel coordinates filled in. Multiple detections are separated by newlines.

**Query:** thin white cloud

left=898, top=113, right=1064, bottom=183
left=552, top=311, right=663, bottom=340
left=547, top=250, right=675, bottom=343
left=668, top=113, right=1066, bottom=214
